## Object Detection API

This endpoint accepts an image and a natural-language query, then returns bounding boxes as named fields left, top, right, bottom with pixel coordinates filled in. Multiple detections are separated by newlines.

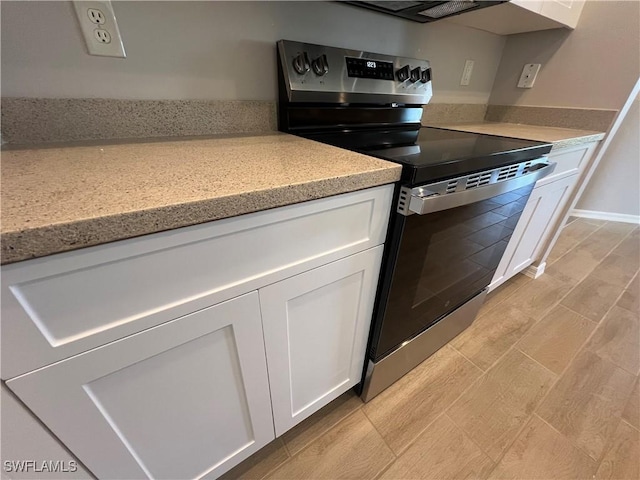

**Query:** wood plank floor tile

left=488, top=415, right=597, bottom=480
left=266, top=410, right=394, bottom=480
left=547, top=220, right=601, bottom=264
left=499, top=273, right=573, bottom=320
left=482, top=274, right=531, bottom=313
left=585, top=305, right=639, bottom=375
left=362, top=345, right=481, bottom=455
left=548, top=225, right=636, bottom=285
left=517, top=305, right=595, bottom=375
left=570, top=222, right=636, bottom=262
left=546, top=247, right=603, bottom=284
left=282, top=390, right=362, bottom=456
left=591, top=253, right=640, bottom=289
left=617, top=273, right=639, bottom=314
left=379, top=414, right=494, bottom=480
left=610, top=227, right=639, bottom=259
left=599, top=221, right=638, bottom=238
left=561, top=276, right=624, bottom=323
left=622, top=377, right=639, bottom=429
left=537, top=350, right=636, bottom=460
left=220, top=439, right=289, bottom=480
left=448, top=349, right=556, bottom=461
left=594, top=420, right=639, bottom=480
left=451, top=304, right=538, bottom=371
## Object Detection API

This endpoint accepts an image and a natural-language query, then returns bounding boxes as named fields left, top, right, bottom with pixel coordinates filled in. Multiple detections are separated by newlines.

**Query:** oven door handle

left=406, top=161, right=556, bottom=215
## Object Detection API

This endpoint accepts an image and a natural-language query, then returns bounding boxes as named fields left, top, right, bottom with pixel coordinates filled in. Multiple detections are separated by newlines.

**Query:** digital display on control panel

left=346, top=57, right=394, bottom=80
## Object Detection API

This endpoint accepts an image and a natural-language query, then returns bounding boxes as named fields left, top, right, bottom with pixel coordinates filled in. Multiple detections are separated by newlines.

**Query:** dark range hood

left=345, top=0, right=506, bottom=23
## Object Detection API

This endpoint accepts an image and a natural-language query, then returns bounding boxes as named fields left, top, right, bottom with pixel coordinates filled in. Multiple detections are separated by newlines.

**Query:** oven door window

left=374, top=183, right=533, bottom=360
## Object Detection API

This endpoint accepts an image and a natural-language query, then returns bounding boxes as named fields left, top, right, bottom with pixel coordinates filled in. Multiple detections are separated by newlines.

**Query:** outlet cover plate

left=517, top=63, right=541, bottom=88
left=73, top=1, right=126, bottom=58
left=460, top=60, right=475, bottom=86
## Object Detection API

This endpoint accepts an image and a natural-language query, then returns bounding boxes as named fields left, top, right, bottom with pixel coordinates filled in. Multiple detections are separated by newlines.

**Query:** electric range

left=277, top=39, right=554, bottom=401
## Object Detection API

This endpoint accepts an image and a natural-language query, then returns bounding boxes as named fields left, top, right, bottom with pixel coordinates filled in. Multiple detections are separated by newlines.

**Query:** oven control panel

left=345, top=57, right=395, bottom=80
left=278, top=39, right=433, bottom=105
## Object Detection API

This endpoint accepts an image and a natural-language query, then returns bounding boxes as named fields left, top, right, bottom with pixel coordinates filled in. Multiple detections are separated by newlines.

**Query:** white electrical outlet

left=87, top=8, right=106, bottom=24
left=73, top=1, right=125, bottom=58
left=517, top=63, right=541, bottom=88
left=460, top=60, right=475, bottom=86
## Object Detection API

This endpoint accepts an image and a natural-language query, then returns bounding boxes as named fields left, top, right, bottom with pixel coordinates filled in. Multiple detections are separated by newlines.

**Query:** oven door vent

left=497, top=164, right=520, bottom=181
left=445, top=179, right=459, bottom=193
left=465, top=171, right=492, bottom=190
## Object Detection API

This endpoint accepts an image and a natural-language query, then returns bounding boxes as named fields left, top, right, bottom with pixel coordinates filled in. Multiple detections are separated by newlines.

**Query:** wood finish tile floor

left=224, top=219, right=640, bottom=480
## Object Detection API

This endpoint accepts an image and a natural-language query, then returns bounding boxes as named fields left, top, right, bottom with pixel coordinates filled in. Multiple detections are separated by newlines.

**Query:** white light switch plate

left=73, top=1, right=126, bottom=58
left=517, top=63, right=541, bottom=88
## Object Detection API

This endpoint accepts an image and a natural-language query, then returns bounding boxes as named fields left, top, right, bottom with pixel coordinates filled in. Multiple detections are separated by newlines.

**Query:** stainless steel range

left=277, top=40, right=555, bottom=401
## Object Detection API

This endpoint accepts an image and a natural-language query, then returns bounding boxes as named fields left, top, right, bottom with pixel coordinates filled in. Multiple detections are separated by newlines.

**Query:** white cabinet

left=1, top=184, right=393, bottom=380
left=489, top=142, right=598, bottom=290
left=7, top=293, right=275, bottom=480
left=490, top=174, right=576, bottom=290
left=446, top=0, right=586, bottom=35
left=260, top=246, right=383, bottom=435
left=3, top=185, right=393, bottom=480
left=539, top=0, right=585, bottom=28
left=512, top=0, right=586, bottom=26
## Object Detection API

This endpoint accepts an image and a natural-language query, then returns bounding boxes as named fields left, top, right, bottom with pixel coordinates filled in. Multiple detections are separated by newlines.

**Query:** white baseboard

left=571, top=209, right=640, bottom=225
left=524, top=262, right=546, bottom=279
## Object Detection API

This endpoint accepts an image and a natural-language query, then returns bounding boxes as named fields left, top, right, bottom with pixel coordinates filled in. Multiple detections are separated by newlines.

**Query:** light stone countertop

left=424, top=122, right=605, bottom=150
left=1, top=133, right=401, bottom=264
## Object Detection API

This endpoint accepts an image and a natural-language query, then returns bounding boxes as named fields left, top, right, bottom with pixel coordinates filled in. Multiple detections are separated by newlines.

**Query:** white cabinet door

left=540, top=0, right=585, bottom=28
left=490, top=174, right=577, bottom=290
left=7, top=292, right=274, bottom=480
left=260, top=246, right=383, bottom=436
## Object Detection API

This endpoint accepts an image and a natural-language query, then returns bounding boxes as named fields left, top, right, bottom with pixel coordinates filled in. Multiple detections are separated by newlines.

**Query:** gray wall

left=0, top=1, right=506, bottom=104
left=577, top=94, right=640, bottom=217
left=488, top=0, right=640, bottom=110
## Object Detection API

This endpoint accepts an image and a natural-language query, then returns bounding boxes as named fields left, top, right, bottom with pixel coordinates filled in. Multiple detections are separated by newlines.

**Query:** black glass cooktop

left=303, top=127, right=553, bottom=186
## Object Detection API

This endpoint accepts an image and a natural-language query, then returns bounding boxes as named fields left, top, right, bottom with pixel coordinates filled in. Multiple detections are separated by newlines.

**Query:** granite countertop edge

left=1, top=170, right=401, bottom=265
left=1, top=134, right=401, bottom=265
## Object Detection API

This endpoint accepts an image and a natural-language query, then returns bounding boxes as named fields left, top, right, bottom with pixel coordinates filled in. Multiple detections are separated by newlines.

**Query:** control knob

left=312, top=54, right=329, bottom=76
left=410, top=67, right=421, bottom=83
left=396, top=65, right=410, bottom=82
left=292, top=52, right=310, bottom=75
left=420, top=68, right=432, bottom=83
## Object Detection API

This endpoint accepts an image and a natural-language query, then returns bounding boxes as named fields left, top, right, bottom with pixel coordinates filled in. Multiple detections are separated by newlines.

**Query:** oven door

left=370, top=160, right=555, bottom=361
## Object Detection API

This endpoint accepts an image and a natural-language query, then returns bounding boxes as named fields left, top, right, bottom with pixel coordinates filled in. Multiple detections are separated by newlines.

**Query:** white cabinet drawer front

left=538, top=143, right=596, bottom=186
left=7, top=292, right=274, bottom=480
left=1, top=185, right=393, bottom=379
left=260, top=246, right=382, bottom=436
